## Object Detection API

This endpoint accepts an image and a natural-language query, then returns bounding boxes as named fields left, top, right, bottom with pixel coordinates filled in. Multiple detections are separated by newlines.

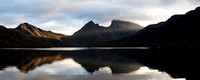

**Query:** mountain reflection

left=0, top=49, right=185, bottom=80
left=0, top=50, right=142, bottom=73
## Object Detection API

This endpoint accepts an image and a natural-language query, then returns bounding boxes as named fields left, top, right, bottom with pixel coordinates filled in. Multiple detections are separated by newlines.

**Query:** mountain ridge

left=63, top=20, right=143, bottom=46
left=0, top=20, right=142, bottom=47
left=16, top=23, right=68, bottom=40
left=0, top=23, right=69, bottom=47
left=102, top=7, right=200, bottom=47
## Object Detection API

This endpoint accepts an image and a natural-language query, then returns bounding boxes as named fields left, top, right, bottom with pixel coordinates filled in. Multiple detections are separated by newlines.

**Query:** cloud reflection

left=0, top=58, right=185, bottom=80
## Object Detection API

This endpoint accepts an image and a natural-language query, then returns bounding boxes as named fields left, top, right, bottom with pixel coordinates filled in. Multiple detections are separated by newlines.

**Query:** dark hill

left=0, top=23, right=68, bottom=47
left=16, top=23, right=67, bottom=41
left=63, top=20, right=143, bottom=46
left=104, top=6, right=200, bottom=80
left=0, top=25, right=47, bottom=47
left=0, top=20, right=142, bottom=47
left=114, top=7, right=200, bottom=47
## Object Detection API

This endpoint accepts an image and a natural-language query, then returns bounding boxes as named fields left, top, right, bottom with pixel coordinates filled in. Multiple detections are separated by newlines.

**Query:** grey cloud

left=0, top=0, right=199, bottom=35
left=64, top=0, right=154, bottom=24
left=188, top=0, right=200, bottom=4
left=158, top=0, right=179, bottom=5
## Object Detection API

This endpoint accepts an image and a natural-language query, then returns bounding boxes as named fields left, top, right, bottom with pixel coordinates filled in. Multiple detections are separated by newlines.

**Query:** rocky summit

left=63, top=20, right=143, bottom=46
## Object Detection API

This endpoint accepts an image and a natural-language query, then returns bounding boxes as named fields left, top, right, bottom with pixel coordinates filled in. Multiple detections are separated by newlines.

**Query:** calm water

left=0, top=48, right=185, bottom=80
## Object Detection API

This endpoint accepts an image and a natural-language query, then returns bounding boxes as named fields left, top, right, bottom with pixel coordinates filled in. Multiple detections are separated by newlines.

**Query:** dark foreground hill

left=111, top=7, right=200, bottom=47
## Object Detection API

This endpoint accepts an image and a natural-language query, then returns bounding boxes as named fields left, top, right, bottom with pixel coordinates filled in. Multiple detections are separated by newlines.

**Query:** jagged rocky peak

left=82, top=20, right=100, bottom=29
left=16, top=22, right=37, bottom=30
left=73, top=20, right=100, bottom=36
left=110, top=20, right=131, bottom=26
left=109, top=20, right=143, bottom=30
left=87, top=20, right=95, bottom=25
left=15, top=22, right=46, bottom=38
left=111, top=19, right=125, bottom=24
left=17, top=22, right=28, bottom=28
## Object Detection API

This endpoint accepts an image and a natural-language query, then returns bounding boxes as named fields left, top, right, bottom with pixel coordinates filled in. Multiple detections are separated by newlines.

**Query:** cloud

left=0, top=0, right=199, bottom=35
left=0, top=59, right=185, bottom=80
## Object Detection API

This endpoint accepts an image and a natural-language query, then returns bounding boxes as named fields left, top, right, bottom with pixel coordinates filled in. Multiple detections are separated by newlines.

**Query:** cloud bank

left=0, top=0, right=199, bottom=35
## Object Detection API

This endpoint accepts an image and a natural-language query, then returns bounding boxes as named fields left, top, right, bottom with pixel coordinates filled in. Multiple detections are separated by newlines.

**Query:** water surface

left=0, top=48, right=185, bottom=80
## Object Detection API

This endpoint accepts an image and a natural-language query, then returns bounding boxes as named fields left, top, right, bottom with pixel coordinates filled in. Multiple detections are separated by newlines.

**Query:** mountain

left=0, top=20, right=142, bottom=47
left=112, top=7, right=200, bottom=47
left=16, top=23, right=68, bottom=46
left=16, top=23, right=67, bottom=40
left=0, top=23, right=68, bottom=47
left=0, top=25, right=44, bottom=47
left=63, top=20, right=143, bottom=46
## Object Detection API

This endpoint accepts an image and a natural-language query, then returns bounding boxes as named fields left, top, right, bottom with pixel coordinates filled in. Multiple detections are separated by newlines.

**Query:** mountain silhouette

left=0, top=23, right=68, bottom=47
left=16, top=23, right=67, bottom=40
left=0, top=20, right=142, bottom=47
left=0, top=25, right=45, bottom=47
left=63, top=20, right=143, bottom=46
left=110, top=7, right=200, bottom=47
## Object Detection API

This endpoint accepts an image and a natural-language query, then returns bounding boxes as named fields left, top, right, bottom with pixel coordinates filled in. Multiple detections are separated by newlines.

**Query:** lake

left=0, top=47, right=186, bottom=80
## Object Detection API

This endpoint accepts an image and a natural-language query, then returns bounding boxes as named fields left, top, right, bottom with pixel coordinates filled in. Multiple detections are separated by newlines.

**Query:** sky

left=0, top=0, right=199, bottom=35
